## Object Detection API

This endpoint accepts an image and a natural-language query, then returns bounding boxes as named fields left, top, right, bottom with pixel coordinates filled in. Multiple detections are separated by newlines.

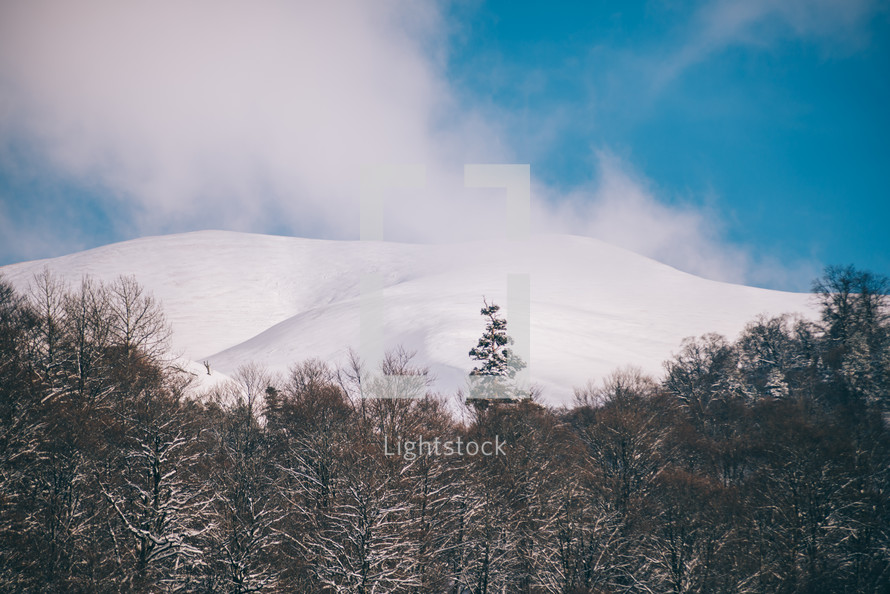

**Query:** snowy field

left=0, top=230, right=817, bottom=404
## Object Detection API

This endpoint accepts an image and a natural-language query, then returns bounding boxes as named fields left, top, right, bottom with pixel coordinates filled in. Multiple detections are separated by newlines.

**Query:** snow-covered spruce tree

left=468, top=299, right=526, bottom=405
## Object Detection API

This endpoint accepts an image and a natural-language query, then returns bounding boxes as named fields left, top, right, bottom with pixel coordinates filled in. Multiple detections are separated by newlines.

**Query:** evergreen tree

left=468, top=300, right=526, bottom=403
left=469, top=300, right=524, bottom=378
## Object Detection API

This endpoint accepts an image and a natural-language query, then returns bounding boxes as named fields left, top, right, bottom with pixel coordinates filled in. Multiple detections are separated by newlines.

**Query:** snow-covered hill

left=0, top=231, right=816, bottom=404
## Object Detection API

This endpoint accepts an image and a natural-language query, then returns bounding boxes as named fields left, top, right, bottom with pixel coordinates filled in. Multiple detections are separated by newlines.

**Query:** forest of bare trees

left=0, top=266, right=887, bottom=593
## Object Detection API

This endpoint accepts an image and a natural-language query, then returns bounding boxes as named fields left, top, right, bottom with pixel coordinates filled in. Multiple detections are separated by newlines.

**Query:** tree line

left=0, top=266, right=887, bottom=593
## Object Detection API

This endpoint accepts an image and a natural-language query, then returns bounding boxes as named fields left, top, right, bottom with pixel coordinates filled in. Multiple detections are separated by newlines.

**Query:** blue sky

left=0, top=0, right=888, bottom=291
left=444, top=0, right=890, bottom=288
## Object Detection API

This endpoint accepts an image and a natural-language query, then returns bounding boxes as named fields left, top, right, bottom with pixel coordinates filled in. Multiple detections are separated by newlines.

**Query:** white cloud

left=657, top=0, right=882, bottom=87
left=0, top=0, right=810, bottom=287
left=535, top=152, right=750, bottom=283
left=0, top=1, right=514, bottom=239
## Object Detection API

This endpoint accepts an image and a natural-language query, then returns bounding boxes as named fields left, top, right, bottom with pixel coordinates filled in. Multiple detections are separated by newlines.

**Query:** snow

left=0, top=230, right=817, bottom=404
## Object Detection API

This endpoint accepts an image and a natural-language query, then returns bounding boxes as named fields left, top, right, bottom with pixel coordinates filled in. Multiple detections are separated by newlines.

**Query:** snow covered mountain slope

left=0, top=231, right=817, bottom=404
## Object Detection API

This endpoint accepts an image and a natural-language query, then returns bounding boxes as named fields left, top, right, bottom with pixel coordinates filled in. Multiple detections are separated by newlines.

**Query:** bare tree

left=27, top=268, right=68, bottom=387
left=204, top=364, right=284, bottom=592
left=98, top=387, right=213, bottom=590
left=107, top=275, right=171, bottom=362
